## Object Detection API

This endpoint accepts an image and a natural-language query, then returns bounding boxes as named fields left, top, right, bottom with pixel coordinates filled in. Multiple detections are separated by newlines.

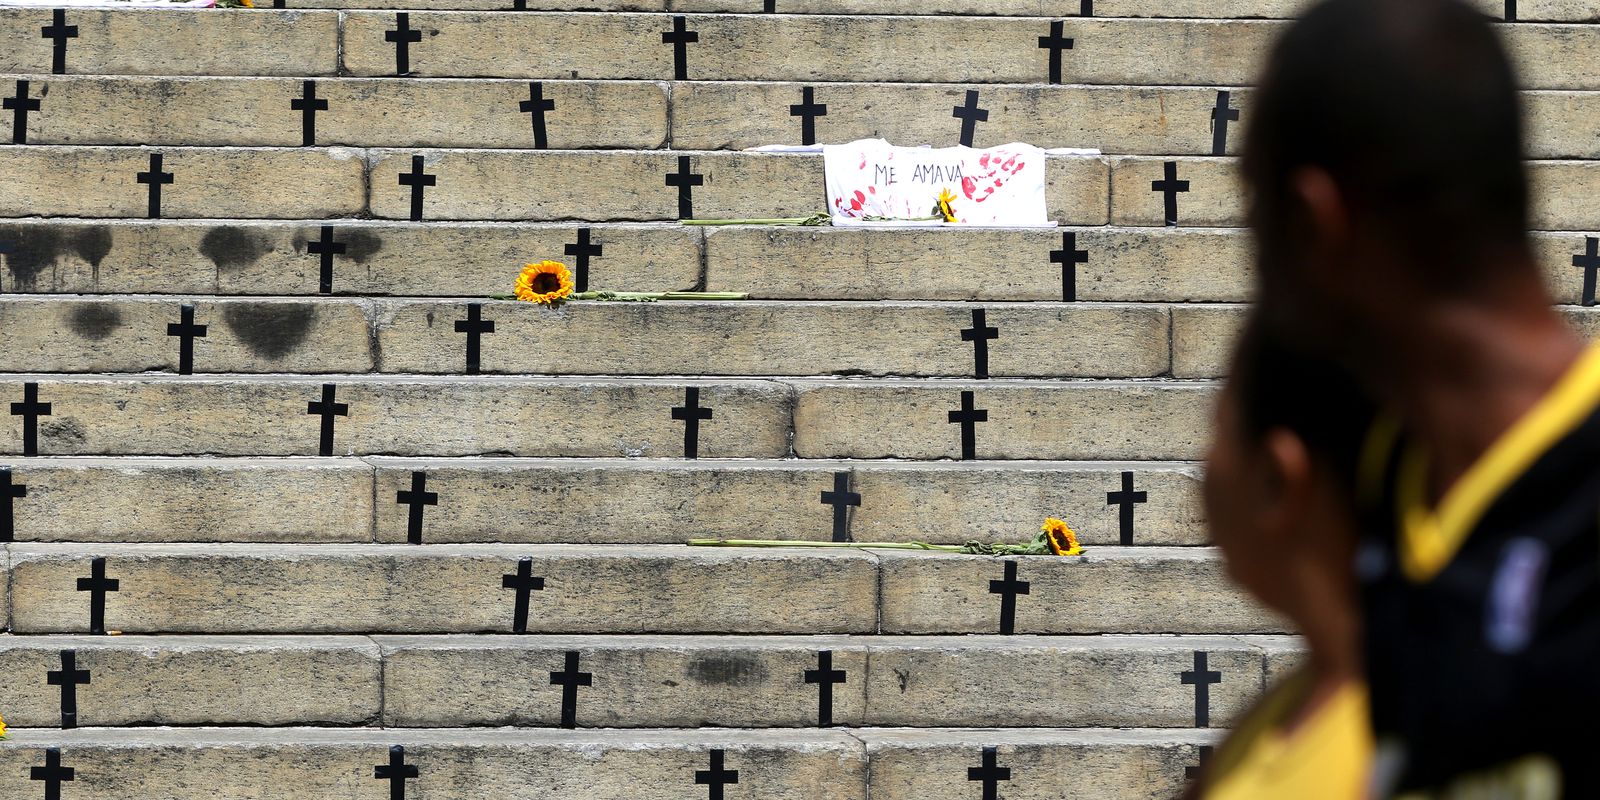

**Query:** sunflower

left=933, top=187, right=958, bottom=223
left=514, top=260, right=575, bottom=305
left=1041, top=518, right=1082, bottom=556
left=0, top=710, right=8, bottom=739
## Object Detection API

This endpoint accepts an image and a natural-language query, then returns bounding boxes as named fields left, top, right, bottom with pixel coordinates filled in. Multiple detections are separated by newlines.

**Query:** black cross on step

left=502, top=556, right=545, bottom=633
left=5, top=79, right=41, bottom=144
left=47, top=649, right=89, bottom=729
left=1185, top=744, right=1215, bottom=779
left=1211, top=91, right=1239, bottom=156
left=520, top=81, right=556, bottom=149
left=291, top=80, right=328, bottom=147
left=395, top=470, right=438, bottom=545
left=165, top=303, right=207, bottom=375
left=386, top=13, right=423, bottom=75
left=961, top=308, right=999, bottom=379
left=662, top=16, right=699, bottom=81
left=967, top=746, right=1012, bottom=800
left=1051, top=231, right=1089, bottom=301
left=41, top=10, right=77, bottom=75
left=1574, top=236, right=1600, bottom=306
left=819, top=471, right=859, bottom=543
left=790, top=86, right=827, bottom=146
left=136, top=153, right=174, bottom=220
left=75, top=556, right=119, bottom=635
left=666, top=155, right=704, bottom=221
left=695, top=749, right=739, bottom=800
left=1181, top=650, right=1223, bottom=727
left=671, top=386, right=713, bottom=459
left=1151, top=160, right=1190, bottom=227
left=11, top=382, right=52, bottom=457
left=374, top=745, right=419, bottom=800
left=564, top=227, right=602, bottom=292
left=952, top=89, right=990, bottom=148
left=1, top=467, right=25, bottom=542
left=1080, top=0, right=1093, bottom=14
left=1505, top=0, right=1517, bottom=21
left=1038, top=20, right=1074, bottom=85
left=308, top=225, right=346, bottom=294
left=306, top=383, right=349, bottom=457
left=1107, top=470, right=1147, bottom=546
left=947, top=390, right=988, bottom=461
left=804, top=649, right=847, bottom=727
left=398, top=155, right=436, bottom=222
left=30, top=748, right=74, bottom=800
left=454, top=302, right=496, bottom=375
left=549, top=650, right=592, bottom=729
left=988, top=559, right=1029, bottom=635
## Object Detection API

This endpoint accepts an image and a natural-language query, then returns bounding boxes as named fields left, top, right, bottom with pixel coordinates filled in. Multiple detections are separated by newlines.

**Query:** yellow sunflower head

left=514, top=260, right=575, bottom=305
left=0, top=710, right=8, bottom=739
left=1042, top=518, right=1082, bottom=556
left=934, top=187, right=958, bottom=222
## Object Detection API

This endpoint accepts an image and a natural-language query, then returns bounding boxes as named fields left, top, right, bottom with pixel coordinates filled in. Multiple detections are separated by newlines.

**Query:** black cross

left=764, top=0, right=775, bottom=9
left=41, top=10, right=77, bottom=75
left=1505, top=0, right=1516, bottom=21
left=11, top=382, right=52, bottom=457
left=75, top=556, right=119, bottom=635
left=29, top=748, right=74, bottom=800
left=947, top=390, right=988, bottom=461
left=1151, top=160, right=1190, bottom=227
left=308, top=225, right=346, bottom=294
left=967, top=746, right=1012, bottom=800
left=4, top=79, right=41, bottom=144
left=1574, top=236, right=1600, bottom=306
left=502, top=556, right=545, bottom=633
left=1, top=468, right=25, bottom=542
left=988, top=559, right=1029, bottom=635
left=306, top=383, right=349, bottom=457
left=1185, top=745, right=1215, bottom=779
left=46, top=649, right=90, bottom=729
left=520, top=81, right=556, bottom=149
left=1051, top=231, right=1089, bottom=301
left=1181, top=650, right=1223, bottom=728
left=563, top=227, right=602, bottom=292
left=385, top=13, right=423, bottom=75
left=290, top=80, right=328, bottom=147
left=398, top=155, right=436, bottom=222
left=666, top=155, right=704, bottom=221
left=952, top=89, right=990, bottom=148
left=1107, top=470, right=1147, bottom=546
left=1080, top=0, right=1093, bottom=13
left=165, top=303, right=207, bottom=375
left=454, top=302, right=496, bottom=375
left=136, top=153, right=174, bottom=220
left=1038, top=21, right=1074, bottom=85
left=373, top=745, right=419, bottom=800
left=789, top=86, right=828, bottom=146
left=803, top=649, right=847, bottom=727
left=395, top=470, right=438, bottom=545
left=819, top=471, right=859, bottom=543
left=1210, top=91, right=1239, bottom=156
left=694, top=749, right=739, bottom=800
left=671, top=386, right=713, bottom=459
left=662, top=16, right=699, bottom=81
left=961, top=308, right=1000, bottom=379
left=549, top=650, right=592, bottom=729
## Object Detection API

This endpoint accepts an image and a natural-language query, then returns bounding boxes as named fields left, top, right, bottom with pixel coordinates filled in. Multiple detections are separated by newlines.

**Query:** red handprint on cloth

left=962, top=148, right=1029, bottom=204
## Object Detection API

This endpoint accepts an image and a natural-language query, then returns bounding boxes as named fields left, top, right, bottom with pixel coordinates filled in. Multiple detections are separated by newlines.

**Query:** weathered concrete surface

left=1109, top=157, right=1242, bottom=227
left=1171, top=303, right=1246, bottom=379
left=0, top=9, right=338, bottom=76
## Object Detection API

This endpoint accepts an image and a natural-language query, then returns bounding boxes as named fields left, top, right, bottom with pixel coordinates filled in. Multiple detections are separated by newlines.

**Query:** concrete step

left=0, top=8, right=338, bottom=77
left=0, top=456, right=1206, bottom=546
left=0, top=726, right=1224, bottom=799
left=3, top=544, right=1265, bottom=635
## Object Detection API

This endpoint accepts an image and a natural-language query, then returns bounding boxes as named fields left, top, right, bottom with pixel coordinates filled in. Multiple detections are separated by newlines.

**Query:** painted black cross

left=373, top=745, right=419, bottom=800
left=306, top=383, right=349, bottom=457
left=30, top=748, right=74, bottom=800
left=695, top=749, right=739, bottom=800
left=1080, top=0, right=1093, bottom=13
left=1151, top=160, right=1190, bottom=227
left=549, top=650, right=592, bottom=729
left=662, top=16, right=699, bottom=81
left=1185, top=744, right=1215, bottom=779
left=47, top=649, right=89, bottom=729
left=988, top=559, right=1029, bottom=635
left=947, top=390, right=988, bottom=461
left=820, top=471, right=859, bottom=543
left=75, top=556, right=119, bottom=635
left=1211, top=91, right=1239, bottom=156
left=764, top=0, right=775, bottom=9
left=136, top=153, right=174, bottom=220
left=961, top=308, right=1000, bottom=379
left=454, top=302, right=496, bottom=375
left=967, top=746, right=1012, bottom=800
left=1181, top=650, right=1223, bottom=728
left=1574, top=236, right=1600, bottom=306
left=385, top=13, right=423, bottom=75
left=666, top=155, right=704, bottom=221
left=803, top=649, right=847, bottom=727
left=520, top=81, right=556, bottom=149
left=41, top=10, right=77, bottom=75
left=1, top=468, right=25, bottom=542
left=1051, top=231, right=1089, bottom=301
left=790, top=86, right=828, bottom=146
left=1505, top=0, right=1517, bottom=21
left=4, top=79, right=41, bottom=144
left=395, top=470, right=438, bottom=545
left=11, top=382, right=52, bottom=457
left=952, top=89, right=990, bottom=148
left=1107, top=470, right=1147, bottom=546
left=165, top=303, right=207, bottom=375
left=308, top=225, right=346, bottom=294
left=563, top=227, right=602, bottom=292
left=398, top=155, right=436, bottom=222
left=1038, top=21, right=1074, bottom=85
left=671, top=386, right=713, bottom=459
left=502, top=556, right=545, bottom=633
left=290, top=80, right=328, bottom=147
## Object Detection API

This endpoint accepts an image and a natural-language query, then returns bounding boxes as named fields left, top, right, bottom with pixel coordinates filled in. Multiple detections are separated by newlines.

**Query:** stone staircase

left=0, top=1, right=1592, bottom=797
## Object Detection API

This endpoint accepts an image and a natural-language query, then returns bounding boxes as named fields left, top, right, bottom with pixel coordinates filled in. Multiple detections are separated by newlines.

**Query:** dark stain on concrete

left=66, top=304, right=123, bottom=341
left=686, top=655, right=770, bottom=687
left=40, top=417, right=87, bottom=446
left=199, top=226, right=271, bottom=273
left=342, top=229, right=383, bottom=263
left=70, top=226, right=113, bottom=268
left=0, top=226, right=60, bottom=289
left=222, top=304, right=315, bottom=360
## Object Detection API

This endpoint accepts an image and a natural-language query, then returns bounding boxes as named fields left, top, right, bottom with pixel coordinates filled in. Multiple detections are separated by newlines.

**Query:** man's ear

left=1290, top=166, right=1350, bottom=251
left=1259, top=427, right=1316, bottom=539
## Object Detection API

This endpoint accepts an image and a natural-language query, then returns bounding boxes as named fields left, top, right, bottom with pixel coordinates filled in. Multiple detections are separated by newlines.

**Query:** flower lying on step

left=1042, top=518, right=1082, bottom=556
left=933, top=187, right=959, bottom=223
left=689, top=517, right=1086, bottom=557
left=514, top=260, right=576, bottom=305
left=0, top=711, right=8, bottom=739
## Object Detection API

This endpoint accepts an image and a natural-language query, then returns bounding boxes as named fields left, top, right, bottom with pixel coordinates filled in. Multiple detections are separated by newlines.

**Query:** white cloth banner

left=823, top=138, right=1051, bottom=227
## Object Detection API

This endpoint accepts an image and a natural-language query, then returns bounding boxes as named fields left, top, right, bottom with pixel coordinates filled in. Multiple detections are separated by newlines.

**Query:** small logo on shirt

left=1485, top=537, right=1549, bottom=654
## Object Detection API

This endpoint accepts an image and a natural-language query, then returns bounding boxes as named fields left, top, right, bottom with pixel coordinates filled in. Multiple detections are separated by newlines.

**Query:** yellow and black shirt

left=1199, top=671, right=1372, bottom=800
left=1356, top=342, right=1600, bottom=797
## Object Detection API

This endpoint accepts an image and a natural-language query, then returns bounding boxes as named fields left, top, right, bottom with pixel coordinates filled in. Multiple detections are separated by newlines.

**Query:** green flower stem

left=688, top=538, right=965, bottom=551
left=681, top=213, right=831, bottom=226
left=568, top=291, right=750, bottom=302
